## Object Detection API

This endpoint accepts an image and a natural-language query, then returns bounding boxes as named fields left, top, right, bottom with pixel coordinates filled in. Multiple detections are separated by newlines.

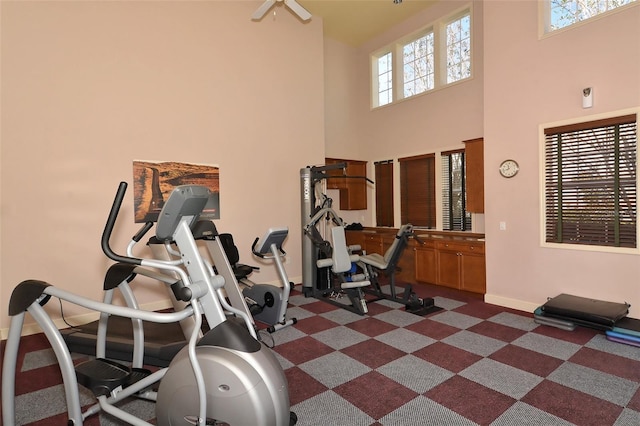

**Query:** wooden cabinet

left=345, top=231, right=385, bottom=255
left=435, top=240, right=486, bottom=293
left=464, top=138, right=484, bottom=213
left=414, top=240, right=437, bottom=285
left=325, top=158, right=346, bottom=190
left=363, top=233, right=384, bottom=255
left=347, top=228, right=486, bottom=295
left=391, top=236, right=415, bottom=283
left=345, top=230, right=366, bottom=252
left=325, top=158, right=368, bottom=210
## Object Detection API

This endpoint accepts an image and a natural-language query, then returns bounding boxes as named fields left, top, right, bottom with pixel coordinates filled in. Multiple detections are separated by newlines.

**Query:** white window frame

left=373, top=52, right=394, bottom=107
left=371, top=5, right=473, bottom=109
left=539, top=108, right=640, bottom=255
left=444, top=9, right=472, bottom=85
left=540, top=0, right=638, bottom=36
left=401, top=30, right=435, bottom=99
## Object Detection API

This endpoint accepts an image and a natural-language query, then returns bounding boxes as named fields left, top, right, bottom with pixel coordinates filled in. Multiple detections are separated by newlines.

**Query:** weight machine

left=300, top=164, right=373, bottom=314
left=300, top=163, right=436, bottom=315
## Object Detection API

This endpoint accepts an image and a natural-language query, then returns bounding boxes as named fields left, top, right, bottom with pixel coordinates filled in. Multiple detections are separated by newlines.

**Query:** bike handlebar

left=101, top=182, right=143, bottom=265
left=251, top=237, right=262, bottom=258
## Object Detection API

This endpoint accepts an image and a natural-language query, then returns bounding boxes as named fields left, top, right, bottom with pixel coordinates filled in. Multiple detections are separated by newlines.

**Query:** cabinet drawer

left=435, top=240, right=485, bottom=254
left=414, top=238, right=435, bottom=249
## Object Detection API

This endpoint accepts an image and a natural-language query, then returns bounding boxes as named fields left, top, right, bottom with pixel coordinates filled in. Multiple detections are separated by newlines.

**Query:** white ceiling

left=299, top=0, right=437, bottom=46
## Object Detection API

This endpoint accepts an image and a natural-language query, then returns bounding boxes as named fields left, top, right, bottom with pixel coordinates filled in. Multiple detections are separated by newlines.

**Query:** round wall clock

left=499, top=159, right=519, bottom=178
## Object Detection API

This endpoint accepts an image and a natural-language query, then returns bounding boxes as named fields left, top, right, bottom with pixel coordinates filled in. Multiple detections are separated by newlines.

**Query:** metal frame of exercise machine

left=195, top=222, right=297, bottom=333
left=358, top=224, right=435, bottom=312
left=3, top=182, right=296, bottom=426
left=300, top=164, right=435, bottom=315
left=300, top=164, right=372, bottom=315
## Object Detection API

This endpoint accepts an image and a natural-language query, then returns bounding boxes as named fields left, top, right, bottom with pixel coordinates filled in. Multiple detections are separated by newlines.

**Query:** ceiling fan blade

left=252, top=0, right=277, bottom=20
left=284, top=0, right=312, bottom=21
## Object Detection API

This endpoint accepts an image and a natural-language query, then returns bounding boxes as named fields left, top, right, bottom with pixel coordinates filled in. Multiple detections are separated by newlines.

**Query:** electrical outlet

left=499, top=221, right=507, bottom=231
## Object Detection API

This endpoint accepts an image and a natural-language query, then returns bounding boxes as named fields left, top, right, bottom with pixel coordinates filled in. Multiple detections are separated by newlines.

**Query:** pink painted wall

left=323, top=0, right=640, bottom=316
left=354, top=0, right=484, bottom=162
left=0, top=1, right=325, bottom=333
left=324, top=1, right=485, bottom=227
left=483, top=1, right=640, bottom=315
left=2, top=0, right=639, bottom=336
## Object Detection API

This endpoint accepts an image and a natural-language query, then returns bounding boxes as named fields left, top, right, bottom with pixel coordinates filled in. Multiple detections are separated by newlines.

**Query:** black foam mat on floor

left=541, top=293, right=629, bottom=328
left=406, top=305, right=443, bottom=316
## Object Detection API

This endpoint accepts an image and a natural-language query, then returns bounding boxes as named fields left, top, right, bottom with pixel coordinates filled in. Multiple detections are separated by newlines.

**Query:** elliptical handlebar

left=133, top=221, right=154, bottom=243
left=101, top=181, right=143, bottom=266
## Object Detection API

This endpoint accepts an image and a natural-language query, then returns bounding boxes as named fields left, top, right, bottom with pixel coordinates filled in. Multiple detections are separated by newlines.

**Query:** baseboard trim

left=484, top=293, right=539, bottom=314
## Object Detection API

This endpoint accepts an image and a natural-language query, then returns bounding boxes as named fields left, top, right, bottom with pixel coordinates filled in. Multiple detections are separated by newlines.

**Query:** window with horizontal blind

left=442, top=150, right=471, bottom=231
left=399, top=154, right=436, bottom=228
left=544, top=114, right=637, bottom=248
left=375, top=160, right=394, bottom=227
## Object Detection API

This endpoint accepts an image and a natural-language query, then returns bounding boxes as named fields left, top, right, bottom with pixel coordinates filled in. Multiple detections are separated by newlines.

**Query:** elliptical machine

left=2, top=182, right=297, bottom=425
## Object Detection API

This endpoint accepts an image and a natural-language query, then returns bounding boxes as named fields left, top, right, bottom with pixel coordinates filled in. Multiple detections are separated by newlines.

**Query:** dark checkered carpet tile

left=4, top=284, right=640, bottom=425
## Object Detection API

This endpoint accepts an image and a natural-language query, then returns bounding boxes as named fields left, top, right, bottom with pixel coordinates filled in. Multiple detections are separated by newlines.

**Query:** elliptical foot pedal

left=127, top=367, right=153, bottom=389
left=75, top=358, right=151, bottom=397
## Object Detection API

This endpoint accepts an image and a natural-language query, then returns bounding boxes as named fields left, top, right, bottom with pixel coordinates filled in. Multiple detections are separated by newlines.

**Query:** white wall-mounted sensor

left=582, top=87, right=593, bottom=108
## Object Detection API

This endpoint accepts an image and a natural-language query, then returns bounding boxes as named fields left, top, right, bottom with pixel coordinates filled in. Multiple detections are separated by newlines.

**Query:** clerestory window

left=544, top=0, right=637, bottom=33
left=371, top=7, right=472, bottom=108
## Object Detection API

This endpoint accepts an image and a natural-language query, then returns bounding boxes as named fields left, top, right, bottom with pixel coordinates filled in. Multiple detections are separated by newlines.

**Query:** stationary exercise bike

left=241, top=227, right=297, bottom=332
left=193, top=224, right=297, bottom=333
left=2, top=182, right=297, bottom=425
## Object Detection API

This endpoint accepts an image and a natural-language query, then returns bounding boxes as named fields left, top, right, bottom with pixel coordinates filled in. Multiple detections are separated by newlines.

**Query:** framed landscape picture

left=132, top=160, right=220, bottom=223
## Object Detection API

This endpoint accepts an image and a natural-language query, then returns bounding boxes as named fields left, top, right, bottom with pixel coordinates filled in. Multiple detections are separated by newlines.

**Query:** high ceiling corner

left=300, top=0, right=438, bottom=47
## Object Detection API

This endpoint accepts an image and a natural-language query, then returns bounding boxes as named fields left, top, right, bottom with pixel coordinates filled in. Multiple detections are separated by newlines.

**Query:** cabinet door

left=394, top=239, right=416, bottom=283
left=345, top=231, right=366, bottom=252
left=460, top=253, right=486, bottom=293
left=437, top=249, right=461, bottom=289
left=415, top=246, right=437, bottom=284
left=324, top=158, right=368, bottom=210
left=325, top=158, right=346, bottom=189
left=364, top=234, right=384, bottom=256
left=340, top=161, right=367, bottom=210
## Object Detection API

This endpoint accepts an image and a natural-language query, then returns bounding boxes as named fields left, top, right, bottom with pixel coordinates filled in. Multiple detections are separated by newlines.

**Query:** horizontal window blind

left=441, top=150, right=471, bottom=231
left=375, top=160, right=394, bottom=227
left=545, top=114, right=637, bottom=248
left=399, top=154, right=435, bottom=228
